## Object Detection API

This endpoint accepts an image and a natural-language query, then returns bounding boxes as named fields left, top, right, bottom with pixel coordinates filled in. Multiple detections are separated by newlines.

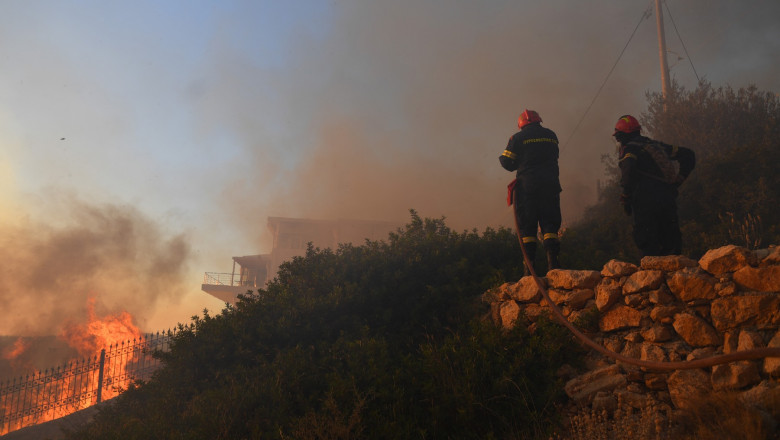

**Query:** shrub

left=65, top=212, right=581, bottom=440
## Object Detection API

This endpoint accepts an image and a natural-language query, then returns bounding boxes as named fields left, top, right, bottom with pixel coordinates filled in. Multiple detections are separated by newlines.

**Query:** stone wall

left=484, top=244, right=780, bottom=422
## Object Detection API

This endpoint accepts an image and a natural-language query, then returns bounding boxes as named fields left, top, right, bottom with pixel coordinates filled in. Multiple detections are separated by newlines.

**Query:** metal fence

left=0, top=327, right=190, bottom=436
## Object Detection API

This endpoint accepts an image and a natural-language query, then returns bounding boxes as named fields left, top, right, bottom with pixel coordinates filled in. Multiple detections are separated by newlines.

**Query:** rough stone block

left=712, top=361, right=761, bottom=391
left=667, top=267, right=718, bottom=301
left=623, top=270, right=665, bottom=294
left=699, top=245, right=757, bottom=275
left=599, top=304, right=642, bottom=332
left=733, top=265, right=780, bottom=292
left=601, top=259, right=638, bottom=278
left=640, top=255, right=698, bottom=272
left=673, top=313, right=722, bottom=347
left=564, top=365, right=626, bottom=402
left=711, top=294, right=780, bottom=331
left=667, top=369, right=711, bottom=411
left=546, top=269, right=602, bottom=290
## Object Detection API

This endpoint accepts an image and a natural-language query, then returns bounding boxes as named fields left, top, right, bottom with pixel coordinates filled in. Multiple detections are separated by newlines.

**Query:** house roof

left=232, top=254, right=269, bottom=269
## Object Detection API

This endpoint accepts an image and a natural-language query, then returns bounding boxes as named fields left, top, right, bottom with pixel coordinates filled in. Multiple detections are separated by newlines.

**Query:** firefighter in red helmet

left=500, top=110, right=562, bottom=276
left=613, top=115, right=696, bottom=257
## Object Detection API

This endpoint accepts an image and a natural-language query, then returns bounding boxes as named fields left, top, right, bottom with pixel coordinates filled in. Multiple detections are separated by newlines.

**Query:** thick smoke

left=0, top=193, right=191, bottom=336
left=195, top=0, right=780, bottom=249
left=0, top=0, right=778, bottom=342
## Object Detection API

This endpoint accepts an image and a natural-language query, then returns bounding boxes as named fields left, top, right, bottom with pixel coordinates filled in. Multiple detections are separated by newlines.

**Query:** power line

left=561, top=3, right=653, bottom=151
left=664, top=1, right=701, bottom=83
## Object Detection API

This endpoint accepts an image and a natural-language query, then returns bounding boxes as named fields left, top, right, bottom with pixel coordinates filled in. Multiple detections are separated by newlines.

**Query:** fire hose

left=511, top=209, right=780, bottom=371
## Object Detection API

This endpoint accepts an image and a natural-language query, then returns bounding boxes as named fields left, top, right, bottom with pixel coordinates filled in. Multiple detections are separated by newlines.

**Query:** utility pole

left=655, top=0, right=671, bottom=105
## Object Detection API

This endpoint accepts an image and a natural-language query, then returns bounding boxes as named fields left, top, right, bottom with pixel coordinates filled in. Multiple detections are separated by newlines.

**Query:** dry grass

left=552, top=389, right=777, bottom=440
left=555, top=400, right=675, bottom=440
left=722, top=212, right=764, bottom=249
left=673, top=390, right=775, bottom=440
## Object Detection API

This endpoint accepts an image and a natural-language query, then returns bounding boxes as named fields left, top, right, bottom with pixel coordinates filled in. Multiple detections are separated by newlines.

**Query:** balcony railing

left=203, top=272, right=257, bottom=287
left=203, top=272, right=236, bottom=286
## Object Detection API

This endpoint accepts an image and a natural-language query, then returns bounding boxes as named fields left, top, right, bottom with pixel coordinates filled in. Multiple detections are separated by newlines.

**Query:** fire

left=1, top=337, right=30, bottom=360
left=1, top=297, right=146, bottom=435
left=1, top=337, right=32, bottom=371
left=59, top=297, right=142, bottom=356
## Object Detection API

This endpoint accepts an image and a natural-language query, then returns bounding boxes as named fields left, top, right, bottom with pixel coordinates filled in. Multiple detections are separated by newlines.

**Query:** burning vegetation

left=59, top=298, right=142, bottom=357
left=0, top=298, right=155, bottom=435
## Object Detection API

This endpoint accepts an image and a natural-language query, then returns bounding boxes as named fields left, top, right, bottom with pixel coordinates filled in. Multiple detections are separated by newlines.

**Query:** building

left=201, top=216, right=402, bottom=304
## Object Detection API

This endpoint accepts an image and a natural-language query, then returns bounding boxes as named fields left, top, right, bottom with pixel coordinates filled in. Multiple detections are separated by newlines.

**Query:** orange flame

left=58, top=297, right=142, bottom=356
left=1, top=298, right=147, bottom=435
left=1, top=337, right=29, bottom=361
left=1, top=337, right=33, bottom=372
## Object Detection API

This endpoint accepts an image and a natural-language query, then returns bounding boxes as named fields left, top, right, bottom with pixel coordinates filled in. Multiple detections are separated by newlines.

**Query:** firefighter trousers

left=513, top=190, right=561, bottom=244
left=631, top=198, right=681, bottom=257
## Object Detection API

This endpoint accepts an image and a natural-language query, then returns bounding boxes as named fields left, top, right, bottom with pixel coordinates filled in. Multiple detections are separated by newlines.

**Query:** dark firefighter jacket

left=499, top=123, right=562, bottom=194
left=618, top=135, right=696, bottom=203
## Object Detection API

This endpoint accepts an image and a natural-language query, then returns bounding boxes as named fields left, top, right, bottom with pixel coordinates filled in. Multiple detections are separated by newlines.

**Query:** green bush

left=65, top=211, right=582, bottom=440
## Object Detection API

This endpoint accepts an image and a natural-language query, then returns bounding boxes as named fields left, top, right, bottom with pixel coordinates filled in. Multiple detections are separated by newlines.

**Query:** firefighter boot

left=544, top=237, right=561, bottom=271
left=522, top=240, right=537, bottom=277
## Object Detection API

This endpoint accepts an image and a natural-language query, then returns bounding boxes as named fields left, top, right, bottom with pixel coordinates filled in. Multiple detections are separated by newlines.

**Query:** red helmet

left=517, top=110, right=542, bottom=129
left=614, top=115, right=641, bottom=135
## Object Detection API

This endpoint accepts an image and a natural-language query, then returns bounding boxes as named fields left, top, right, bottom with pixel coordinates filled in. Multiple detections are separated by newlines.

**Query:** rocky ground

left=485, top=244, right=780, bottom=436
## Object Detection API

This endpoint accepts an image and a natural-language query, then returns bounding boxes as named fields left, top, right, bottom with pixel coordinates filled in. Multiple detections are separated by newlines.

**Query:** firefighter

left=613, top=115, right=696, bottom=257
left=500, top=109, right=562, bottom=276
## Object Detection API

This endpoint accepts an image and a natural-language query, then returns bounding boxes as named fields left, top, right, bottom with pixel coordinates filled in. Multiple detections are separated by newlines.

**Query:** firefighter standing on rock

left=500, top=110, right=562, bottom=276
left=613, top=115, right=696, bottom=257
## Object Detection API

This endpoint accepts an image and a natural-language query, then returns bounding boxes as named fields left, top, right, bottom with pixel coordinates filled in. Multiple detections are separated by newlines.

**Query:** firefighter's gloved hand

left=620, top=194, right=632, bottom=216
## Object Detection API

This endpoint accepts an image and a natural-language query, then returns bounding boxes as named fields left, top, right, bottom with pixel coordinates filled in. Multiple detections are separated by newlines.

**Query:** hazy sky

left=1, top=0, right=778, bottom=335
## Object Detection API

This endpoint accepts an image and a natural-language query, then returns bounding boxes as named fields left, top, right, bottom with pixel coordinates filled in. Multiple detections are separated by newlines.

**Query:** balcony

left=202, top=272, right=255, bottom=287
left=201, top=271, right=261, bottom=305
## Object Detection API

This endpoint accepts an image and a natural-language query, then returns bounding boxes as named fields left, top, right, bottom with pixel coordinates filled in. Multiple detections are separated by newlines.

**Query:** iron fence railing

left=0, top=326, right=191, bottom=436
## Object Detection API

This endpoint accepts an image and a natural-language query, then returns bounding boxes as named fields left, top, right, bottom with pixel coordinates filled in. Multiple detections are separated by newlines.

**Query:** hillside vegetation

left=64, top=81, right=779, bottom=439
left=66, top=214, right=582, bottom=440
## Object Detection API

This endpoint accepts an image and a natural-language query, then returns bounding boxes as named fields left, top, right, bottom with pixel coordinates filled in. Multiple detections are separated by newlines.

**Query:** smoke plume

left=0, top=0, right=778, bottom=341
left=193, top=0, right=780, bottom=250
left=0, top=193, right=191, bottom=336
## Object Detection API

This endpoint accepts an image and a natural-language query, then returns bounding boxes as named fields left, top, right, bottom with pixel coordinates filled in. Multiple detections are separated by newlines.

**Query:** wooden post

left=655, top=0, right=671, bottom=106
